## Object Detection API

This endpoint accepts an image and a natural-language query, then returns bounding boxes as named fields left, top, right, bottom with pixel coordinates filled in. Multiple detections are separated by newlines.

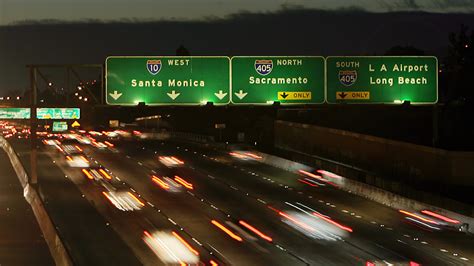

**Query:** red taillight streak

left=298, top=178, right=319, bottom=187
left=80, top=155, right=89, bottom=163
left=143, top=230, right=152, bottom=238
left=312, top=212, right=353, bottom=233
left=245, top=152, right=262, bottom=159
left=82, top=169, right=94, bottom=180
left=127, top=192, right=145, bottom=206
left=174, top=176, right=193, bottom=190
left=366, top=262, right=375, bottom=266
left=238, top=220, right=273, bottom=242
left=170, top=156, right=184, bottom=164
left=316, top=170, right=342, bottom=179
left=399, top=210, right=439, bottom=225
left=421, top=210, right=460, bottom=224
left=102, top=191, right=114, bottom=204
left=278, top=211, right=315, bottom=232
left=211, top=220, right=243, bottom=242
left=171, top=231, right=199, bottom=256
left=299, top=170, right=338, bottom=187
left=99, top=169, right=112, bottom=180
left=104, top=141, right=114, bottom=147
left=152, top=176, right=170, bottom=190
left=299, top=170, right=323, bottom=180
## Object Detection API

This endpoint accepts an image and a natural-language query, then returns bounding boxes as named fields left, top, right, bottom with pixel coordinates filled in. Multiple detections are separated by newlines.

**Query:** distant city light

left=393, top=100, right=403, bottom=104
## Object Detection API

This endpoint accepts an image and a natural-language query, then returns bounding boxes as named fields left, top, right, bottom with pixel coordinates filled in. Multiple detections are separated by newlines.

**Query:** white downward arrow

left=234, top=90, right=248, bottom=100
left=109, top=90, right=122, bottom=100
left=214, top=90, right=228, bottom=100
left=167, top=90, right=181, bottom=100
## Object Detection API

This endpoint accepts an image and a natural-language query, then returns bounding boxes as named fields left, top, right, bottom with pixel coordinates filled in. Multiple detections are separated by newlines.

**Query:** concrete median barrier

left=0, top=136, right=73, bottom=266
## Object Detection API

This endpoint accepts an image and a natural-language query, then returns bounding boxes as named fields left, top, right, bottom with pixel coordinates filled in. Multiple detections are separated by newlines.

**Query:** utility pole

left=30, top=66, right=38, bottom=184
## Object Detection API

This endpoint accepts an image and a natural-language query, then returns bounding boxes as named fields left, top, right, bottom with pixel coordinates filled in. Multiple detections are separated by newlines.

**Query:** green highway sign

left=0, top=108, right=31, bottom=119
left=52, top=121, right=68, bottom=132
left=37, top=108, right=80, bottom=119
left=106, top=56, right=230, bottom=105
left=327, top=56, right=438, bottom=104
left=231, top=56, right=325, bottom=104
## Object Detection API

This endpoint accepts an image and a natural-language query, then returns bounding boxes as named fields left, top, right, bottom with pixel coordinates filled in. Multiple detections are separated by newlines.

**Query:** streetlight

left=79, top=96, right=82, bottom=100
left=16, top=96, right=21, bottom=100
left=48, top=82, right=53, bottom=86
left=77, top=86, right=82, bottom=91
left=84, top=97, right=88, bottom=102
left=75, top=92, right=79, bottom=96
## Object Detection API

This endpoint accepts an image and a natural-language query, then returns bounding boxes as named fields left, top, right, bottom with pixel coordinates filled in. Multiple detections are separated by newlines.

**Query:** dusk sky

left=1, top=0, right=474, bottom=24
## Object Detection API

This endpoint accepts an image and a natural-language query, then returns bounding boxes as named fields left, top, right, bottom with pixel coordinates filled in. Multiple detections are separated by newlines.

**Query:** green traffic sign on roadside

left=106, top=56, right=230, bottom=105
left=326, top=56, right=438, bottom=104
left=0, top=108, right=31, bottom=119
left=36, top=108, right=80, bottom=119
left=231, top=56, right=325, bottom=104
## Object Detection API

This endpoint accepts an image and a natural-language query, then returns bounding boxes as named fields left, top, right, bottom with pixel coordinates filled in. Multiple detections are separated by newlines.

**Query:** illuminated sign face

left=0, top=108, right=30, bottom=119
left=327, top=56, right=438, bottom=104
left=36, top=108, right=80, bottom=119
left=52, top=121, right=68, bottom=132
left=106, top=56, right=230, bottom=105
left=232, top=56, right=325, bottom=104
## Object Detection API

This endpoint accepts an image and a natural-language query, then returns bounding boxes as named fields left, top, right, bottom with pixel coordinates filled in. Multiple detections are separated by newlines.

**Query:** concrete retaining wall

left=0, top=136, right=73, bottom=266
left=274, top=120, right=474, bottom=186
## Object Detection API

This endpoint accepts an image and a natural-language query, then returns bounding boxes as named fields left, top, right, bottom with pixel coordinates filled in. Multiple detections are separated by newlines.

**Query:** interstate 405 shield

left=231, top=56, right=325, bottom=104
left=326, top=56, right=438, bottom=104
left=106, top=56, right=230, bottom=105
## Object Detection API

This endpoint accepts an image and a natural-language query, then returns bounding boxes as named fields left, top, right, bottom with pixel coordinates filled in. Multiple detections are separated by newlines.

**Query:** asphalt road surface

left=8, top=137, right=474, bottom=265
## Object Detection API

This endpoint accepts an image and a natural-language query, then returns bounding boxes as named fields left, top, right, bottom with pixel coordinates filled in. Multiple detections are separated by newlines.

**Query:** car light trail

left=210, top=260, right=219, bottom=266
left=298, top=170, right=337, bottom=187
left=127, top=192, right=145, bottom=207
left=278, top=211, right=315, bottom=232
left=80, top=155, right=89, bottom=163
left=238, top=220, right=273, bottom=242
left=421, top=210, right=460, bottom=224
left=399, top=210, right=440, bottom=225
left=104, top=141, right=114, bottom=147
left=170, top=156, right=184, bottom=164
left=311, top=212, right=353, bottom=233
left=244, top=152, right=262, bottom=159
left=405, top=217, right=441, bottom=230
left=174, top=176, right=193, bottom=190
left=171, top=231, right=199, bottom=256
left=74, top=145, right=83, bottom=152
left=316, top=170, right=342, bottom=179
left=152, top=176, right=170, bottom=190
left=298, top=178, right=319, bottom=187
left=211, top=220, right=243, bottom=242
left=99, top=169, right=112, bottom=180
left=66, top=155, right=73, bottom=161
left=82, top=169, right=94, bottom=180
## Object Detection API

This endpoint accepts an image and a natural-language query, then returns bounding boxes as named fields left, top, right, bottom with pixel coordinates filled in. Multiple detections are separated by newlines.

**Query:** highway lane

left=87, top=145, right=310, bottom=265
left=0, top=149, right=53, bottom=265
left=10, top=139, right=143, bottom=266
left=109, top=138, right=473, bottom=265
left=89, top=139, right=432, bottom=265
left=41, top=142, right=230, bottom=265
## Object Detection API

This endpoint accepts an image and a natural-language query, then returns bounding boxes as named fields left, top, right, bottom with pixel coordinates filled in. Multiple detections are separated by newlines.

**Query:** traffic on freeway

left=2, top=121, right=473, bottom=265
